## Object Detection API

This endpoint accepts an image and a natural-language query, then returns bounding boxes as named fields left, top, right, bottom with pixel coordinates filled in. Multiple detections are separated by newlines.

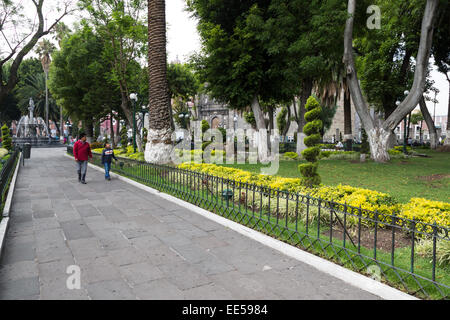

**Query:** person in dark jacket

left=101, top=143, right=117, bottom=181
left=73, top=133, right=93, bottom=184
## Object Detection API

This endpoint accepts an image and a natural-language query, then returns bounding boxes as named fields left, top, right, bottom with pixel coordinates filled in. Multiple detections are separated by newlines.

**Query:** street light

left=178, top=112, right=190, bottom=129
left=130, top=93, right=138, bottom=153
left=140, top=105, right=148, bottom=137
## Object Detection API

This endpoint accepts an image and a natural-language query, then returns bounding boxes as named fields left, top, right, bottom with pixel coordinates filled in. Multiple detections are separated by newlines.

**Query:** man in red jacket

left=73, top=133, right=93, bottom=184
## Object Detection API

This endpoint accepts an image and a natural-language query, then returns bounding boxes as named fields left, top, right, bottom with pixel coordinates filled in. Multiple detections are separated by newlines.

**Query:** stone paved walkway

left=0, top=148, right=379, bottom=300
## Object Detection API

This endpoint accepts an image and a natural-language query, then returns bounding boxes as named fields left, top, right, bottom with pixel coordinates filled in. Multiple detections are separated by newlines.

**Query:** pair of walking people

left=73, top=133, right=117, bottom=183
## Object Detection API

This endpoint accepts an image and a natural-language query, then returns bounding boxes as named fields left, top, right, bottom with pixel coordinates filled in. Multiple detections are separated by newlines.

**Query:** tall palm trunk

left=145, top=0, right=174, bottom=164
left=343, top=79, right=353, bottom=151
left=446, top=77, right=450, bottom=145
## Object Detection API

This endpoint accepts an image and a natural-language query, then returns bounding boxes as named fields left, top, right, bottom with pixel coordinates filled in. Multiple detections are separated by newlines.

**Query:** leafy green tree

left=49, top=26, right=118, bottom=142
left=0, top=0, right=73, bottom=105
left=298, top=97, right=322, bottom=187
left=343, top=0, right=440, bottom=162
left=79, top=0, right=148, bottom=151
left=188, top=0, right=347, bottom=161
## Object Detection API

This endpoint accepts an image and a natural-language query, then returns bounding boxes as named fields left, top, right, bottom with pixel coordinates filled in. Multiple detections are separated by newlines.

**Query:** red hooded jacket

left=73, top=140, right=93, bottom=161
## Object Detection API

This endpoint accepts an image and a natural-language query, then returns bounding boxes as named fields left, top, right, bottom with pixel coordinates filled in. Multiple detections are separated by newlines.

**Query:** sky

left=5, top=0, right=449, bottom=116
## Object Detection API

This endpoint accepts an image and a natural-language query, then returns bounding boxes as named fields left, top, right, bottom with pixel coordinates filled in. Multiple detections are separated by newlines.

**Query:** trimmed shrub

left=120, top=125, right=128, bottom=152
left=283, top=152, right=299, bottom=160
left=1, top=125, right=12, bottom=151
left=360, top=129, right=370, bottom=154
left=299, top=96, right=322, bottom=187
left=201, top=120, right=210, bottom=133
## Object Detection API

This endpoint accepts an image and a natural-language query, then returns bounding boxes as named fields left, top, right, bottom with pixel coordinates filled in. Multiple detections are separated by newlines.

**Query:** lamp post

left=130, top=93, right=138, bottom=153
left=140, top=106, right=148, bottom=138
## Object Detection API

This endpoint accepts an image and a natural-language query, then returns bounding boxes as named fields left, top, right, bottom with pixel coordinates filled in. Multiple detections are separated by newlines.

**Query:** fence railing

left=67, top=146, right=450, bottom=299
left=1, top=149, right=19, bottom=211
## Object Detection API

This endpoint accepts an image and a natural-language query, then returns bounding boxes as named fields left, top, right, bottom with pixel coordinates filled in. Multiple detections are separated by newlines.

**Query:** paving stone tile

left=142, top=244, right=185, bottom=266
left=0, top=276, right=40, bottom=299
left=77, top=256, right=122, bottom=284
left=87, top=279, right=136, bottom=300
left=32, top=209, right=55, bottom=219
left=182, top=283, right=234, bottom=300
left=158, top=261, right=212, bottom=290
left=60, top=219, right=94, bottom=240
left=0, top=260, right=39, bottom=283
left=74, top=204, right=101, bottom=218
left=132, top=279, right=184, bottom=300
left=1, top=242, right=35, bottom=265
left=67, top=238, right=107, bottom=260
left=107, top=247, right=148, bottom=267
left=119, top=262, right=164, bottom=286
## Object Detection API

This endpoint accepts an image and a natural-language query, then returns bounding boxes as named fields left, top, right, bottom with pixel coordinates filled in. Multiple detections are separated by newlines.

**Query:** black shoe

left=107, top=177, right=111, bottom=181
left=81, top=174, right=87, bottom=184
left=78, top=171, right=81, bottom=182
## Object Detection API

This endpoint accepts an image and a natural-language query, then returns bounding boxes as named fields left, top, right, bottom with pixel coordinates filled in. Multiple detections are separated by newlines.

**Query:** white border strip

left=66, top=153, right=417, bottom=300
left=0, top=152, right=21, bottom=258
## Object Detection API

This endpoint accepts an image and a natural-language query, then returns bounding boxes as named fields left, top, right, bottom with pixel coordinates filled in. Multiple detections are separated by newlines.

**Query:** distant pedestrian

left=101, top=143, right=117, bottom=181
left=73, top=133, right=92, bottom=184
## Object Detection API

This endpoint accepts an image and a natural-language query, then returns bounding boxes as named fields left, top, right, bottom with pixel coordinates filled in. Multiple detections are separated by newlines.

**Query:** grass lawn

left=222, top=149, right=450, bottom=204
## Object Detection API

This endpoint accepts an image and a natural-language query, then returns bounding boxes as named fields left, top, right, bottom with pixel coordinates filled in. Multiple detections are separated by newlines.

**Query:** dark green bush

left=120, top=125, right=128, bottom=152
left=360, top=129, right=370, bottom=154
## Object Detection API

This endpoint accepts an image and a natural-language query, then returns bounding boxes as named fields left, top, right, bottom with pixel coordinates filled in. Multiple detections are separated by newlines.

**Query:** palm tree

left=52, top=22, right=71, bottom=47
left=16, top=73, right=61, bottom=133
left=145, top=0, right=174, bottom=164
left=35, top=39, right=56, bottom=131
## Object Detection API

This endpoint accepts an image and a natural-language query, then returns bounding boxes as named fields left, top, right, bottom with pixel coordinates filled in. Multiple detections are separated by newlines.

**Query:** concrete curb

left=65, top=153, right=418, bottom=300
left=0, top=152, right=22, bottom=259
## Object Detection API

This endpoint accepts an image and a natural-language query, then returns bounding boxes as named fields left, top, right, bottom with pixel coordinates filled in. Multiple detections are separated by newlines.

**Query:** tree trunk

left=268, top=107, right=274, bottom=132
left=419, top=95, right=438, bottom=149
left=115, top=116, right=121, bottom=145
left=367, top=127, right=391, bottom=163
left=343, top=0, right=439, bottom=163
left=446, top=78, right=450, bottom=145
left=85, top=121, right=94, bottom=143
left=343, top=82, right=353, bottom=151
left=60, top=105, right=63, bottom=142
left=251, top=95, right=269, bottom=163
left=283, top=105, right=292, bottom=138
left=110, top=112, right=115, bottom=148
left=145, top=0, right=174, bottom=164
left=298, top=79, right=313, bottom=133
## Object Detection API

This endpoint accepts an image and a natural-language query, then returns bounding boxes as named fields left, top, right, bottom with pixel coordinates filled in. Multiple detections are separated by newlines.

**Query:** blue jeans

left=104, top=162, right=110, bottom=179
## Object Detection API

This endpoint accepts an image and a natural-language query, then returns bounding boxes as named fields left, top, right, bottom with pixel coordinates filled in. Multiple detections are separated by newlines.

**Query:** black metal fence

left=67, top=146, right=450, bottom=299
left=0, top=149, right=19, bottom=210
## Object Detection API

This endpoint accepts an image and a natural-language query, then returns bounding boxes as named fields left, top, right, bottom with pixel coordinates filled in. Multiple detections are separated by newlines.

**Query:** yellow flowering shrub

left=177, top=162, right=450, bottom=230
left=399, top=198, right=450, bottom=229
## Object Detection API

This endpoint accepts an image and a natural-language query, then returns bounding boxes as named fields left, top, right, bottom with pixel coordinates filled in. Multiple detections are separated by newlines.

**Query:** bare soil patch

left=324, top=225, right=411, bottom=251
left=417, top=174, right=450, bottom=182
